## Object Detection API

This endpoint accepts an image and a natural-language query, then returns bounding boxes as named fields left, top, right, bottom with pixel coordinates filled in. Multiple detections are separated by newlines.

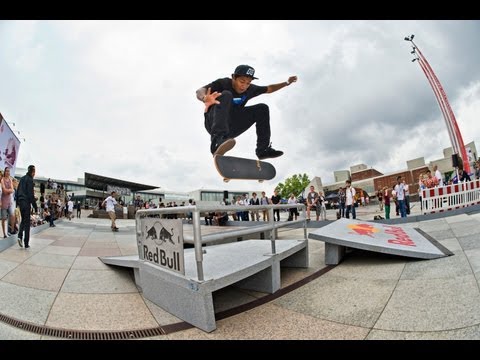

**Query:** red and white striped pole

left=406, top=35, right=471, bottom=173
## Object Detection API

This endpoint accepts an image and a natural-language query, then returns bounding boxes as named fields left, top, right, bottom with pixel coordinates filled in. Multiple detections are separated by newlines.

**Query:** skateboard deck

left=214, top=155, right=276, bottom=182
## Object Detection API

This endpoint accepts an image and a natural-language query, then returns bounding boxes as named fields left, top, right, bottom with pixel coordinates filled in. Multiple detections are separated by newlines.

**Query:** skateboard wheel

left=258, top=180, right=264, bottom=183
left=223, top=178, right=230, bottom=183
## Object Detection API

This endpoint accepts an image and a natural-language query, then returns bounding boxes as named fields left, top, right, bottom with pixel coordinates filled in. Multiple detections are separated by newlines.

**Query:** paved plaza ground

left=1, top=202, right=480, bottom=340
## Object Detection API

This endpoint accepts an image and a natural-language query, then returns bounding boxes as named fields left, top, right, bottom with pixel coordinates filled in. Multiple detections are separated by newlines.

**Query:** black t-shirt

left=271, top=195, right=281, bottom=205
left=203, top=78, right=267, bottom=108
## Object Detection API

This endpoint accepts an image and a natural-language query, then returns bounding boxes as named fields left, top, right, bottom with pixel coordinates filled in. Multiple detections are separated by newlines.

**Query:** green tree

left=276, top=173, right=310, bottom=199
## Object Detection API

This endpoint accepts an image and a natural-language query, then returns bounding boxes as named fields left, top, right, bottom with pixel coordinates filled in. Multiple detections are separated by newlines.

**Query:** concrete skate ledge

left=100, top=239, right=308, bottom=332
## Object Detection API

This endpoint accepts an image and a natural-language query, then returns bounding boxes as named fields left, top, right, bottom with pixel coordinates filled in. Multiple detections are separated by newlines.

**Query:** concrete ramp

left=309, top=218, right=453, bottom=265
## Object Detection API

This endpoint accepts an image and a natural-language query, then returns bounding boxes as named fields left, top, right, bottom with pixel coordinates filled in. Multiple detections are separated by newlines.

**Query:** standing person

left=337, top=187, right=346, bottom=218
left=1, top=167, right=14, bottom=238
left=196, top=64, right=297, bottom=159
left=403, top=179, right=410, bottom=215
left=271, top=189, right=281, bottom=221
left=76, top=201, right=82, bottom=218
left=377, top=188, right=383, bottom=211
left=418, top=173, right=425, bottom=211
left=249, top=192, right=260, bottom=221
left=394, top=176, right=407, bottom=218
left=260, top=191, right=270, bottom=221
left=318, top=191, right=327, bottom=221
left=306, top=185, right=320, bottom=221
left=287, top=193, right=299, bottom=221
left=67, top=198, right=74, bottom=220
left=17, top=165, right=38, bottom=248
left=383, top=186, right=391, bottom=219
left=9, top=178, right=18, bottom=235
left=433, top=165, right=443, bottom=187
left=345, top=180, right=356, bottom=219
left=102, top=191, right=119, bottom=231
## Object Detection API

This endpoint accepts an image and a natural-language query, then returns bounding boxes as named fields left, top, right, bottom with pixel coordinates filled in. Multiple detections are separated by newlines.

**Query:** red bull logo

left=384, top=225, right=416, bottom=247
left=347, top=223, right=380, bottom=238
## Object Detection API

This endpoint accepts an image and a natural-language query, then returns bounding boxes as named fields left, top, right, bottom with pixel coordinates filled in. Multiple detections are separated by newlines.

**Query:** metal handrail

left=135, top=203, right=306, bottom=281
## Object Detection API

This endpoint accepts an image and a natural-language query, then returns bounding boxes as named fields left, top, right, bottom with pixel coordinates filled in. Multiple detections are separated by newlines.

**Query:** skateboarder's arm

left=266, top=76, right=297, bottom=94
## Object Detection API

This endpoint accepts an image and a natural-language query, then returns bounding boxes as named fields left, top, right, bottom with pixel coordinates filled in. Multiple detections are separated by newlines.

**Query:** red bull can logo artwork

left=347, top=223, right=416, bottom=247
left=347, top=223, right=380, bottom=237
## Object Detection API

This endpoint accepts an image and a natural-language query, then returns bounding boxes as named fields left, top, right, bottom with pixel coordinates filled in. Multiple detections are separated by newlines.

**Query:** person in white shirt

left=67, top=199, right=74, bottom=220
left=433, top=165, right=443, bottom=187
left=287, top=193, right=299, bottom=221
left=394, top=176, right=407, bottom=218
left=102, top=191, right=119, bottom=231
left=345, top=180, right=356, bottom=219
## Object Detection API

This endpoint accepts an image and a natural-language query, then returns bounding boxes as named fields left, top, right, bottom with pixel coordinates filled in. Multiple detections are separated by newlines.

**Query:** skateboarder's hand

left=204, top=87, right=221, bottom=112
left=287, top=76, right=297, bottom=85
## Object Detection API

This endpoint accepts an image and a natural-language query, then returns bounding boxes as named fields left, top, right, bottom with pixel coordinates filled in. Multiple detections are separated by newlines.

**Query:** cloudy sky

left=1, top=20, right=479, bottom=195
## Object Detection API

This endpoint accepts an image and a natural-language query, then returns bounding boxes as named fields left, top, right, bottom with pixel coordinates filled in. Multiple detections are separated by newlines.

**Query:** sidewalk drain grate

left=0, top=313, right=165, bottom=339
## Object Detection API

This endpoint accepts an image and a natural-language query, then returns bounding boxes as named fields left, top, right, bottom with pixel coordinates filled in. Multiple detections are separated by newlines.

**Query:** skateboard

left=214, top=155, right=276, bottom=182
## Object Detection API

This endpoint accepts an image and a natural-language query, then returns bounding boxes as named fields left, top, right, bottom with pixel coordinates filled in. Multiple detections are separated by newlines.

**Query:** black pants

left=204, top=90, right=271, bottom=151
left=18, top=201, right=32, bottom=246
left=273, top=209, right=280, bottom=221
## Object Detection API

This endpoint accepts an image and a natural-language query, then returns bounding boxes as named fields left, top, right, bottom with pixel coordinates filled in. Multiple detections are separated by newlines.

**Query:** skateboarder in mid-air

left=196, top=65, right=297, bottom=159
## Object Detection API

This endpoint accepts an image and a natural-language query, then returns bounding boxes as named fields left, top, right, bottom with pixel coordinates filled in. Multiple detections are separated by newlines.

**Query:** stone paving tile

left=374, top=275, right=480, bottom=332
left=464, top=248, right=480, bottom=275
left=119, top=245, right=140, bottom=256
left=71, top=256, right=113, bottom=270
left=49, top=239, right=87, bottom=248
left=273, top=274, right=397, bottom=328
left=0, top=248, right=36, bottom=262
left=34, top=234, right=64, bottom=241
left=449, top=222, right=480, bottom=238
left=78, top=247, right=122, bottom=257
left=113, top=236, right=136, bottom=245
left=82, top=242, right=119, bottom=248
left=46, top=293, right=159, bottom=331
left=143, top=298, right=183, bottom=326
left=0, top=281, right=56, bottom=325
left=0, top=322, right=42, bottom=340
left=444, top=214, right=471, bottom=223
left=24, top=252, right=76, bottom=269
left=61, top=268, right=137, bottom=293
left=367, top=324, right=480, bottom=340
left=204, top=303, right=369, bottom=340
left=23, top=241, right=51, bottom=252
left=0, top=258, right=20, bottom=278
left=83, top=236, right=116, bottom=243
left=438, top=238, right=463, bottom=254
left=400, top=252, right=472, bottom=280
left=327, top=254, right=406, bottom=281
left=40, top=245, right=81, bottom=256
left=424, top=229, right=456, bottom=241
left=26, top=238, right=56, bottom=246
left=457, top=234, right=480, bottom=251
left=416, top=219, right=449, bottom=232
left=2, top=264, right=69, bottom=292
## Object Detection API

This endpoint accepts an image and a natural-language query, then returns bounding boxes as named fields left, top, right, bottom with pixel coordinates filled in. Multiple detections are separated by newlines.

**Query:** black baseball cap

left=233, top=65, right=258, bottom=79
